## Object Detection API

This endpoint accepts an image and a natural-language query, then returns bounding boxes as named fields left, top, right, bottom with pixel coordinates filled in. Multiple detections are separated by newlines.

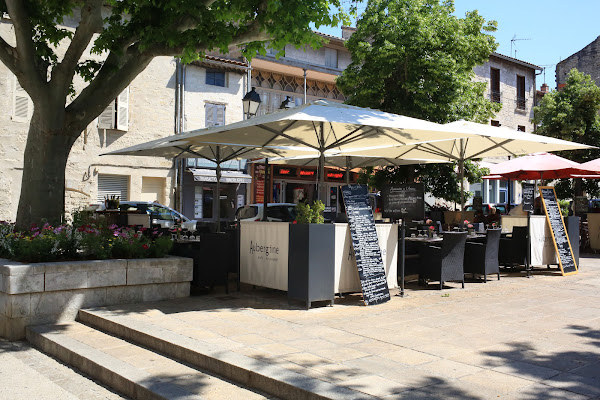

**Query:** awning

left=189, top=168, right=252, bottom=184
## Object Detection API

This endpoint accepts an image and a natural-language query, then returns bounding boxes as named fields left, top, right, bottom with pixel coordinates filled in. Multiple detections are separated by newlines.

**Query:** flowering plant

left=425, top=219, right=433, bottom=225
left=428, top=225, right=435, bottom=230
left=467, top=223, right=474, bottom=229
left=464, top=219, right=470, bottom=225
left=0, top=220, right=172, bottom=263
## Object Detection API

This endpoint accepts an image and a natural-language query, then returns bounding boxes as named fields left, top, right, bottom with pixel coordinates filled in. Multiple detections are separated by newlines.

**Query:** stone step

left=26, top=322, right=273, bottom=400
left=78, top=308, right=376, bottom=400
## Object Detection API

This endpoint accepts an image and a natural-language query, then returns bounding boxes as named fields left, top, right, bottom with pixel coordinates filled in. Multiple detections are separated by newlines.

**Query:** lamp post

left=242, top=87, right=265, bottom=220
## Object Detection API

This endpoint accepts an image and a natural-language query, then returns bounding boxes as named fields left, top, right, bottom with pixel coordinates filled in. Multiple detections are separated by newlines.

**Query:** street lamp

left=242, top=87, right=261, bottom=118
left=241, top=87, right=268, bottom=219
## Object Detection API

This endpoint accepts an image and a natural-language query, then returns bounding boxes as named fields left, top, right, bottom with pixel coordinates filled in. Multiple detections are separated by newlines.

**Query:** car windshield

left=236, top=206, right=258, bottom=219
left=266, top=205, right=297, bottom=221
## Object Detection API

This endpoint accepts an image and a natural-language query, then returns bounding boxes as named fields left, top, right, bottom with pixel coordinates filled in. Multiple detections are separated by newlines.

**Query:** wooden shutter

left=12, top=75, right=31, bottom=121
left=116, top=87, right=129, bottom=131
left=97, top=174, right=129, bottom=203
left=97, top=100, right=116, bottom=129
left=325, top=48, right=338, bottom=68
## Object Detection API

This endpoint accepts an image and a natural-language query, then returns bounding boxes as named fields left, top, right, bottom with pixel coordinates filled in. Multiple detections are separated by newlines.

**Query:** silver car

left=97, top=201, right=197, bottom=230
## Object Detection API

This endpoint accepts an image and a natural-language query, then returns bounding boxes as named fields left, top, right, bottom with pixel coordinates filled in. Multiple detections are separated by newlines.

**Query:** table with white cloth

left=501, top=215, right=558, bottom=266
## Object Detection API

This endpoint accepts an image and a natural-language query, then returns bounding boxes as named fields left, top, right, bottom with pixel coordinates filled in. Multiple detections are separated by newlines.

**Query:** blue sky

left=317, top=0, right=600, bottom=89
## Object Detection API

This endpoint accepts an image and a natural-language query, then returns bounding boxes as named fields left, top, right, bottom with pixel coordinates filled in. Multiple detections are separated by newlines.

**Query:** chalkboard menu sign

left=574, top=196, right=588, bottom=214
left=522, top=183, right=535, bottom=213
left=539, top=187, right=578, bottom=275
left=341, top=185, right=390, bottom=305
left=381, top=183, right=424, bottom=220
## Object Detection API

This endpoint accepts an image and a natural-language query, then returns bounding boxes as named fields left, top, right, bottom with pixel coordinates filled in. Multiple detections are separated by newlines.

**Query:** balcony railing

left=516, top=96, right=527, bottom=111
left=490, top=90, right=501, bottom=103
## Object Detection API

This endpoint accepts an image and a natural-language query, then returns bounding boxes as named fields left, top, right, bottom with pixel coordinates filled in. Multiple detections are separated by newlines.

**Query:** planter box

left=288, top=224, right=335, bottom=309
left=0, top=256, right=192, bottom=340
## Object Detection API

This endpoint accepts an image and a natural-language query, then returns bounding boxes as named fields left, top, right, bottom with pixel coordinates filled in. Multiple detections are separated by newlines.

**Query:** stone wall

left=0, top=256, right=192, bottom=340
left=556, top=35, right=600, bottom=88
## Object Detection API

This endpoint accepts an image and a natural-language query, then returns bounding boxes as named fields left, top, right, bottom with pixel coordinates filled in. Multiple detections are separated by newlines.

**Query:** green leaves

left=338, top=0, right=499, bottom=124
left=533, top=69, right=600, bottom=198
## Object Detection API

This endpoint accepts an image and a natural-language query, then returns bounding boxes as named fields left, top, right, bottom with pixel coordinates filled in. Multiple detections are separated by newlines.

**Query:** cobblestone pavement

left=0, top=339, right=127, bottom=400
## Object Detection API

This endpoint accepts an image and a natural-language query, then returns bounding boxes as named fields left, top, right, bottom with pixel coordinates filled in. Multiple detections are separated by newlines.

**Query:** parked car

left=464, top=203, right=508, bottom=216
left=97, top=201, right=197, bottom=230
left=234, top=203, right=297, bottom=222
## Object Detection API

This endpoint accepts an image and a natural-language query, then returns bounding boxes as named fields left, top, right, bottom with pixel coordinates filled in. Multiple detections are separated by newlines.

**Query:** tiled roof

left=490, top=52, right=542, bottom=70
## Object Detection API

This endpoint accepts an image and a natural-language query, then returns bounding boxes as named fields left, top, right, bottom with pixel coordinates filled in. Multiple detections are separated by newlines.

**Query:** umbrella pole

left=262, top=158, right=269, bottom=221
left=345, top=156, right=351, bottom=185
left=216, top=146, right=221, bottom=233
left=318, top=123, right=325, bottom=202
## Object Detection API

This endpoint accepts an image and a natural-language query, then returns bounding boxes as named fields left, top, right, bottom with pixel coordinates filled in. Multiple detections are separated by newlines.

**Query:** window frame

left=205, top=69, right=227, bottom=87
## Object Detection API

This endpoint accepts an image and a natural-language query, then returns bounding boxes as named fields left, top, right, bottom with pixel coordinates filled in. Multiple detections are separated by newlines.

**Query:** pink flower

left=426, top=219, right=433, bottom=224
left=108, top=224, right=118, bottom=230
left=464, top=219, right=470, bottom=224
left=467, top=224, right=474, bottom=229
left=429, top=225, right=435, bottom=230
left=113, top=231, right=119, bottom=237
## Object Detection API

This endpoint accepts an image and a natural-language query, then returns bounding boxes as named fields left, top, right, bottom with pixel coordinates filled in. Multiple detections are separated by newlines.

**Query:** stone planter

left=0, top=256, right=192, bottom=340
left=288, top=224, right=335, bottom=309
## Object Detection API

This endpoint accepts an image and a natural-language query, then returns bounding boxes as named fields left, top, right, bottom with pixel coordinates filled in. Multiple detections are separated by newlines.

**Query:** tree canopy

left=337, top=0, right=499, bottom=201
left=533, top=69, right=600, bottom=198
left=0, top=0, right=350, bottom=228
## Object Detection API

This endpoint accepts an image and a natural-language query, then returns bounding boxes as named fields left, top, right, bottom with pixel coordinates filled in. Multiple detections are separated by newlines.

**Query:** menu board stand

left=522, top=183, right=535, bottom=278
left=539, top=186, right=578, bottom=276
left=341, top=185, right=391, bottom=305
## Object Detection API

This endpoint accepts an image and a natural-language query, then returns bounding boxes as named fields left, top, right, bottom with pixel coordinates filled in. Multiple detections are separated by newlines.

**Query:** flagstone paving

left=4, top=255, right=600, bottom=399
left=75, top=255, right=600, bottom=399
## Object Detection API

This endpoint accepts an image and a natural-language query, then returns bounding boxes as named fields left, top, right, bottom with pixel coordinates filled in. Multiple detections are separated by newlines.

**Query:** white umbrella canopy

left=172, top=100, right=472, bottom=152
left=102, top=139, right=318, bottom=231
left=251, top=154, right=448, bottom=169
left=341, top=120, right=594, bottom=220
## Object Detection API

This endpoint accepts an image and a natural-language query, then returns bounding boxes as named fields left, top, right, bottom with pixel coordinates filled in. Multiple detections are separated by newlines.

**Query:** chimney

left=540, top=83, right=549, bottom=93
left=341, top=26, right=356, bottom=40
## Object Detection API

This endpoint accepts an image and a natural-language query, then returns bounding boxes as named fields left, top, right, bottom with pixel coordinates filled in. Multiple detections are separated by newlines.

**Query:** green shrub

left=295, top=200, right=325, bottom=224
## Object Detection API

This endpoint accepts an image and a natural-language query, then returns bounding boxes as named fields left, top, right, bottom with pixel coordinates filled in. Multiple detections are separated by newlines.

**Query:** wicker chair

left=464, top=228, right=501, bottom=282
left=419, top=231, right=467, bottom=290
left=499, top=226, right=528, bottom=268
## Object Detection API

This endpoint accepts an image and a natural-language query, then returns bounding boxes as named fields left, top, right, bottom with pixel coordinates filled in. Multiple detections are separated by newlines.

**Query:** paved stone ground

left=4, top=255, right=600, bottom=399
left=0, top=339, right=127, bottom=400
left=92, top=256, right=600, bottom=399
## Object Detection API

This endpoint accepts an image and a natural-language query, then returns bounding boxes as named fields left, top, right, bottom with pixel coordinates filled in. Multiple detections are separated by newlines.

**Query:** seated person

left=534, top=196, right=544, bottom=215
left=487, top=207, right=501, bottom=225
left=473, top=209, right=486, bottom=223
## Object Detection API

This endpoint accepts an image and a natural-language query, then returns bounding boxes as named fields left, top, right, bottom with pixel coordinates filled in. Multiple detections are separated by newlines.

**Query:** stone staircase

left=26, top=308, right=375, bottom=400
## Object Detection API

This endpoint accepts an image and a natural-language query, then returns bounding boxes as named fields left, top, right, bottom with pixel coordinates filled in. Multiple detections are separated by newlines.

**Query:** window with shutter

left=97, top=174, right=129, bottom=203
left=205, top=103, right=225, bottom=127
left=12, top=75, right=32, bottom=122
left=97, top=87, right=129, bottom=130
left=97, top=100, right=116, bottom=129
left=116, top=87, right=129, bottom=131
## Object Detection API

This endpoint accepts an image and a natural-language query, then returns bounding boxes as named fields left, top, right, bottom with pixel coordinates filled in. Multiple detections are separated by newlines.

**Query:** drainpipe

left=174, top=59, right=181, bottom=210
left=303, top=69, right=307, bottom=103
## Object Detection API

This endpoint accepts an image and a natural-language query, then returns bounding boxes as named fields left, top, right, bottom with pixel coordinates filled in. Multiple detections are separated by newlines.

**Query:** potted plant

left=104, top=195, right=120, bottom=210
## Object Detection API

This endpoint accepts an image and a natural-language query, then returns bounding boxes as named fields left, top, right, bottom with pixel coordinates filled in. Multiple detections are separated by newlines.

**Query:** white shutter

left=215, top=105, right=225, bottom=126
left=116, top=87, right=129, bottom=131
left=97, top=174, right=129, bottom=203
left=205, top=103, right=225, bottom=127
left=325, top=48, right=338, bottom=68
left=141, top=177, right=165, bottom=204
left=205, top=103, right=216, bottom=127
left=12, top=75, right=31, bottom=121
left=97, top=100, right=115, bottom=129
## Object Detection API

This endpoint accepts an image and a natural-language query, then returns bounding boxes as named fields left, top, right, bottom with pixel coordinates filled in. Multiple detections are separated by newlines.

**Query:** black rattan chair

left=499, top=226, right=528, bottom=268
left=419, top=231, right=467, bottom=290
left=464, top=228, right=501, bottom=282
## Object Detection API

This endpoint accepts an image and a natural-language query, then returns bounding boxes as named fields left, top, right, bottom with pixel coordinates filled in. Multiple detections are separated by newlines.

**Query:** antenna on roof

left=510, top=35, right=532, bottom=58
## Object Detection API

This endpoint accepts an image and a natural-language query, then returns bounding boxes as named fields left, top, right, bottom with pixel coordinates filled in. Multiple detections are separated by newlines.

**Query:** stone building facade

left=556, top=35, right=600, bottom=88
left=0, top=14, right=177, bottom=222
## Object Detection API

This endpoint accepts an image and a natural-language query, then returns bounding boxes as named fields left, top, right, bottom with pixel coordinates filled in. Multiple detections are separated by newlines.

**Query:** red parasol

left=484, top=152, right=590, bottom=180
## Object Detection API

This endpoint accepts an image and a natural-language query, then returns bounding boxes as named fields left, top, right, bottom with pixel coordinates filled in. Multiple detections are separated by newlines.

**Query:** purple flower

left=108, top=224, right=118, bottom=230
left=113, top=231, right=120, bottom=237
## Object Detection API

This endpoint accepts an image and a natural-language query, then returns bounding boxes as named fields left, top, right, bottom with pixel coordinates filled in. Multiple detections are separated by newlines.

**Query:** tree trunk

left=15, top=110, right=78, bottom=230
